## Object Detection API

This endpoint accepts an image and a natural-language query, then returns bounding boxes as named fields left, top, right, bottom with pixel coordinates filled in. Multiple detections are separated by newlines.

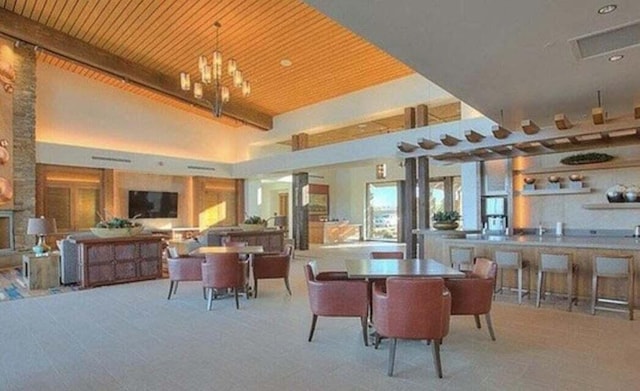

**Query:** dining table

left=190, top=245, right=265, bottom=256
left=345, top=258, right=465, bottom=279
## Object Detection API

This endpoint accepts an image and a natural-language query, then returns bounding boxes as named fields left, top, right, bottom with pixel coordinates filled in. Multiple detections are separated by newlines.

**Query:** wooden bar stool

left=591, top=255, right=634, bottom=320
left=494, top=250, right=529, bottom=304
left=536, top=253, right=577, bottom=312
left=449, top=246, right=474, bottom=271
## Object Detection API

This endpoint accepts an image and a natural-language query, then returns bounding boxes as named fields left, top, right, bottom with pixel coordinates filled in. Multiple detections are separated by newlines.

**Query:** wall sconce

left=376, top=164, right=387, bottom=179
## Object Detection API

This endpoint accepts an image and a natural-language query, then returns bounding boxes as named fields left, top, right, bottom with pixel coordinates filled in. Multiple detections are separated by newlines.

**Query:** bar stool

left=536, top=253, right=577, bottom=312
left=591, top=255, right=634, bottom=320
left=494, top=250, right=529, bottom=304
left=449, top=247, right=474, bottom=271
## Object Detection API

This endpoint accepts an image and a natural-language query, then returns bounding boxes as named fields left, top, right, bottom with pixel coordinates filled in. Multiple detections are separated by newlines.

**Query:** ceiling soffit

left=0, top=0, right=414, bottom=130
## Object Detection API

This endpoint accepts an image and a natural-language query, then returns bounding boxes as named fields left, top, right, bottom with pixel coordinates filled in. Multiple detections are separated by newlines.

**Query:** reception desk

left=202, top=229, right=284, bottom=253
left=309, top=221, right=362, bottom=244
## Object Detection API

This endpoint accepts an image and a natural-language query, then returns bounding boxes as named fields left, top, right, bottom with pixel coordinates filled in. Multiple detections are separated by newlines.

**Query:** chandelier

left=179, top=21, right=251, bottom=117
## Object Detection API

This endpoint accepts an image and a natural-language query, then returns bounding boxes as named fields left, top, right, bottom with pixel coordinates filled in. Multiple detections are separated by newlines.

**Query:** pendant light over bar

left=179, top=21, right=251, bottom=118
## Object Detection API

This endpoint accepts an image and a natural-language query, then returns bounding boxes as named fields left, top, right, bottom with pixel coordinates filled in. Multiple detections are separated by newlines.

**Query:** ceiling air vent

left=187, top=165, right=216, bottom=171
left=91, top=156, right=131, bottom=163
left=571, top=20, right=640, bottom=59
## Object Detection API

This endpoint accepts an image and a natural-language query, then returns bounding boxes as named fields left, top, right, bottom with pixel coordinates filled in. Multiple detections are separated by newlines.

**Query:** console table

left=71, top=235, right=163, bottom=289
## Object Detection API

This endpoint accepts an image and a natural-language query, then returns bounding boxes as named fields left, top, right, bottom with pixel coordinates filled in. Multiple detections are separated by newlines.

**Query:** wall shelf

left=515, top=159, right=640, bottom=175
left=582, top=203, right=640, bottom=209
left=519, top=188, right=591, bottom=196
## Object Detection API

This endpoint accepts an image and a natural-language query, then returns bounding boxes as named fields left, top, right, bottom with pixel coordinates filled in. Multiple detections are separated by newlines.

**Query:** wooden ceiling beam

left=491, top=125, right=511, bottom=139
left=0, top=8, right=273, bottom=130
left=439, top=134, right=460, bottom=147
left=417, top=138, right=438, bottom=150
left=397, top=141, right=418, bottom=153
left=464, top=129, right=485, bottom=143
left=521, top=119, right=540, bottom=135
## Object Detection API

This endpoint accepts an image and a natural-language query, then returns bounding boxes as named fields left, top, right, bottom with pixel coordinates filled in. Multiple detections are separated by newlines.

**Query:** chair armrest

left=306, top=279, right=369, bottom=317
left=445, top=278, right=494, bottom=315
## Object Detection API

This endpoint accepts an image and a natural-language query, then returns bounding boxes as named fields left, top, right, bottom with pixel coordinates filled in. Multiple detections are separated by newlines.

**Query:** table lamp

left=273, top=216, right=287, bottom=229
left=27, top=216, right=57, bottom=254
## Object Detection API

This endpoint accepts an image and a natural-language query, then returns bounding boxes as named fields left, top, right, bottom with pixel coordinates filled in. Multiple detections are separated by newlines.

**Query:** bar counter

left=423, top=233, right=639, bottom=305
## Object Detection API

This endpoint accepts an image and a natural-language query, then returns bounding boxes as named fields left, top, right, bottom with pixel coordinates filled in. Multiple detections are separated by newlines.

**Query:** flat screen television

left=128, top=191, right=178, bottom=218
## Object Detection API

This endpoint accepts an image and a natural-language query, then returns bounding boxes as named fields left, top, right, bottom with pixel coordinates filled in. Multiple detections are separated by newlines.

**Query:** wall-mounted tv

left=128, top=191, right=178, bottom=218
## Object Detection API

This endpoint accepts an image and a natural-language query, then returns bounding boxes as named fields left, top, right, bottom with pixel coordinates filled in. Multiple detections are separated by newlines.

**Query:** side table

left=22, top=252, right=61, bottom=290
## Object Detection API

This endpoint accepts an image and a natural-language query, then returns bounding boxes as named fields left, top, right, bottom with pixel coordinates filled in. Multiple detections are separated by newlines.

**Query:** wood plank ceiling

left=0, top=0, right=414, bottom=129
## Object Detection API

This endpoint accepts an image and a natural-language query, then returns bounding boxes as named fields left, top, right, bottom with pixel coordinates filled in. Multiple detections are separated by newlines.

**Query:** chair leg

left=360, top=316, right=369, bottom=347
left=284, top=277, right=292, bottom=295
left=253, top=278, right=258, bottom=298
left=387, top=338, right=397, bottom=377
left=517, top=267, right=523, bottom=304
left=567, top=269, right=573, bottom=312
left=591, top=274, right=598, bottom=315
left=374, top=333, right=381, bottom=349
left=234, top=288, right=240, bottom=309
left=308, top=314, right=318, bottom=342
left=431, top=339, right=443, bottom=379
left=167, top=281, right=174, bottom=300
left=206, top=288, right=214, bottom=311
left=173, top=281, right=179, bottom=294
left=485, top=313, right=496, bottom=341
left=629, top=272, right=635, bottom=321
left=474, top=314, right=481, bottom=329
left=536, top=270, right=543, bottom=308
left=203, top=287, right=207, bottom=300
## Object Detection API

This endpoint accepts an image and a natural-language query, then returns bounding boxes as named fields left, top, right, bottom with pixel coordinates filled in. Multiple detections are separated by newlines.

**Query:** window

left=365, top=181, right=400, bottom=241
left=429, top=176, right=462, bottom=226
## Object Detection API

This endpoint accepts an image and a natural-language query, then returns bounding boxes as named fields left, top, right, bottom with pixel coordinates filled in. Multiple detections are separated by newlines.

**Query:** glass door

left=365, top=181, right=400, bottom=241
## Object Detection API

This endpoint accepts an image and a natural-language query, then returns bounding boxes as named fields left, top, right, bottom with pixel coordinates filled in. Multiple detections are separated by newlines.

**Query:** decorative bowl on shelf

left=523, top=177, right=536, bottom=184
left=624, top=186, right=640, bottom=202
left=90, top=226, right=144, bottom=238
left=606, top=184, right=626, bottom=203
left=433, top=221, right=459, bottom=231
left=568, top=174, right=583, bottom=182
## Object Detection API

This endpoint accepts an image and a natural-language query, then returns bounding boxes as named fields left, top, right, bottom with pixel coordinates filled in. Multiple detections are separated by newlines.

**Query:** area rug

left=0, top=267, right=79, bottom=302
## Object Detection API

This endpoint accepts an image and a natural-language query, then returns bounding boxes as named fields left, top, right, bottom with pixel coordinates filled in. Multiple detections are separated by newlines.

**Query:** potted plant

left=91, top=214, right=143, bottom=238
left=432, top=210, right=460, bottom=230
left=241, top=215, right=267, bottom=231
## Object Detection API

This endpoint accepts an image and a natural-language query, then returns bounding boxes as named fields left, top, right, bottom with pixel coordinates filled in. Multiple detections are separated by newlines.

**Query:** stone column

left=12, top=45, right=36, bottom=250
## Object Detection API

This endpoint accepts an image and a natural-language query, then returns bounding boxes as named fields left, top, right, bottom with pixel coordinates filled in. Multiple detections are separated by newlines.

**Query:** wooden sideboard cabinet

left=72, top=235, right=164, bottom=288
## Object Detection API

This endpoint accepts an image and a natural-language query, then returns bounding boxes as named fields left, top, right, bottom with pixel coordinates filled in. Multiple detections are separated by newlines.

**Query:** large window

left=365, top=181, right=401, bottom=241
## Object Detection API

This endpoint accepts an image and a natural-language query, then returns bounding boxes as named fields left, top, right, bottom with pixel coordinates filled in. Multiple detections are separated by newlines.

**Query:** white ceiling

left=305, top=0, right=640, bottom=131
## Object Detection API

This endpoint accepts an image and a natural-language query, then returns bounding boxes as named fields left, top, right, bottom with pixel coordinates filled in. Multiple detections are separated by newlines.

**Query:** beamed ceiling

left=0, top=0, right=414, bottom=130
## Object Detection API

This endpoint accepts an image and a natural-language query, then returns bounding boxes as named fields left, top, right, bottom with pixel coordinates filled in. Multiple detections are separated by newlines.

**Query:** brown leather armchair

left=252, top=253, right=291, bottom=297
left=445, top=257, right=498, bottom=341
left=166, top=250, right=205, bottom=300
left=201, top=253, right=249, bottom=310
left=373, top=277, right=451, bottom=378
left=304, top=261, right=369, bottom=346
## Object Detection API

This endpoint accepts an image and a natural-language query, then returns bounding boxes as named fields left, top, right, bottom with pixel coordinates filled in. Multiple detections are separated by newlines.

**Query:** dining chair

left=201, top=253, right=249, bottom=310
left=304, top=261, right=369, bottom=346
left=373, top=277, right=451, bottom=378
left=444, top=257, right=498, bottom=341
left=165, top=247, right=205, bottom=300
left=252, top=252, right=291, bottom=297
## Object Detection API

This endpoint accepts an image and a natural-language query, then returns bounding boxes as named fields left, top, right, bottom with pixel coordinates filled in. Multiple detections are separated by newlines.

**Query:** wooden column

left=404, top=107, right=416, bottom=129
left=417, top=156, right=430, bottom=259
left=402, top=158, right=417, bottom=258
left=416, top=104, right=429, bottom=127
left=292, top=172, right=309, bottom=250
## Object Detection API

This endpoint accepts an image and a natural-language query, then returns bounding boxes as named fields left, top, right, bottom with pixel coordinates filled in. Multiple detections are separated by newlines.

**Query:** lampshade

left=273, top=216, right=287, bottom=227
left=27, top=217, right=57, bottom=235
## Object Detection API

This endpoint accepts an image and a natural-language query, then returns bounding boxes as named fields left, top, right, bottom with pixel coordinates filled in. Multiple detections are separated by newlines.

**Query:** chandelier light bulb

left=242, top=80, right=251, bottom=97
left=202, top=65, right=212, bottom=84
left=193, top=82, right=203, bottom=99
left=233, top=70, right=243, bottom=88
left=213, top=50, right=222, bottom=67
left=228, top=59, right=237, bottom=76
left=198, top=55, right=207, bottom=72
left=213, top=63, right=222, bottom=80
left=180, top=72, right=191, bottom=91
left=221, top=86, right=230, bottom=103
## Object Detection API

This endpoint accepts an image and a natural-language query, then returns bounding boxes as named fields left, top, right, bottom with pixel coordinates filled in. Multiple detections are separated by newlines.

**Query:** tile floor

left=1, top=242, right=639, bottom=390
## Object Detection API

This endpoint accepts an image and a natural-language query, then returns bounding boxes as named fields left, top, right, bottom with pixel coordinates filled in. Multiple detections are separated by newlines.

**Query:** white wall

left=36, top=63, right=261, bottom=163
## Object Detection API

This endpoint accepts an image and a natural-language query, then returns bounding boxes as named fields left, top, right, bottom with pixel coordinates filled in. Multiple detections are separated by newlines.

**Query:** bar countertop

left=445, top=234, right=640, bottom=251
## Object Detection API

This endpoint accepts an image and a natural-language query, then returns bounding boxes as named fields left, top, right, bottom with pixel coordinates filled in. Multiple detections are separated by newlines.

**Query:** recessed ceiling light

left=608, top=54, right=624, bottom=62
left=597, top=4, right=617, bottom=14
left=280, top=59, right=292, bottom=67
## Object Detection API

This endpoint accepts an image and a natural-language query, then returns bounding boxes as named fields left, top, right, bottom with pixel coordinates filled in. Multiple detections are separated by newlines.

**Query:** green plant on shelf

left=96, top=211, right=141, bottom=229
left=432, top=210, right=460, bottom=222
left=243, top=215, right=266, bottom=225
